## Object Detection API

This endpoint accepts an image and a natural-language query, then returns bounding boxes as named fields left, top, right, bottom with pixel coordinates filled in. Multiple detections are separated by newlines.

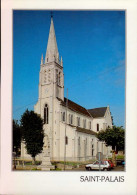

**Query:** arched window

left=56, top=69, right=58, bottom=83
left=91, top=142, right=94, bottom=156
left=69, top=114, right=73, bottom=124
left=97, top=123, right=99, bottom=131
left=77, top=117, right=80, bottom=126
left=89, top=121, right=91, bottom=129
left=44, top=104, right=49, bottom=124
left=71, top=115, right=73, bottom=124
left=83, top=119, right=86, bottom=128
left=58, top=72, right=61, bottom=85
left=63, top=112, right=65, bottom=122
left=65, top=136, right=68, bottom=145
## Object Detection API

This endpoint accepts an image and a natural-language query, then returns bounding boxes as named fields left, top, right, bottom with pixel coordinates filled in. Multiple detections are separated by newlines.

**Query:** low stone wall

left=13, top=165, right=40, bottom=170
left=56, top=163, right=73, bottom=170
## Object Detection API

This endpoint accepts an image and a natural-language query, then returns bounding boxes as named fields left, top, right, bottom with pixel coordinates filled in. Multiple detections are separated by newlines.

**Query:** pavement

left=14, top=164, right=125, bottom=172
left=70, top=165, right=125, bottom=172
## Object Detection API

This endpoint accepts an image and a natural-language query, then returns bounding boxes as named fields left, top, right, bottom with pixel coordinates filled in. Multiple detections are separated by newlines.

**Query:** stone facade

left=21, top=16, right=113, bottom=162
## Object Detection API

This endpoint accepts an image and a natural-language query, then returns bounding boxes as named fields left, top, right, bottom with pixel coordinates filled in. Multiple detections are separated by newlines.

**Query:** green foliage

left=21, top=109, right=44, bottom=161
left=13, top=120, right=22, bottom=156
left=116, top=155, right=124, bottom=160
left=25, top=161, right=41, bottom=165
left=97, top=126, right=125, bottom=151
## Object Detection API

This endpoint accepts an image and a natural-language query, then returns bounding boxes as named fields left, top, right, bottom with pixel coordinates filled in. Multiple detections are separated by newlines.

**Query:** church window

left=77, top=117, right=80, bottom=126
left=47, top=58, right=48, bottom=62
left=83, top=119, right=86, bottom=128
left=89, top=121, right=91, bottom=129
left=69, top=114, right=73, bottom=124
left=65, top=136, right=68, bottom=145
left=44, top=104, right=49, bottom=124
left=58, top=72, right=61, bottom=85
left=77, top=117, right=79, bottom=126
left=97, top=124, right=99, bottom=131
left=70, top=115, right=73, bottom=124
left=56, top=74, right=58, bottom=83
left=56, top=69, right=58, bottom=83
left=91, top=143, right=94, bottom=156
left=69, top=114, right=70, bottom=124
left=63, top=112, right=65, bottom=122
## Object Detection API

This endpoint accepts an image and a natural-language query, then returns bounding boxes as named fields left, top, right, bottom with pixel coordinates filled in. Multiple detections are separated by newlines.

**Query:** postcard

left=1, top=0, right=137, bottom=194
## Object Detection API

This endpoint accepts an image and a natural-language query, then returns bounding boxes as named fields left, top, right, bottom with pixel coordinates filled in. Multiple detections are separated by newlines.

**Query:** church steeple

left=41, top=53, right=43, bottom=65
left=45, top=15, right=59, bottom=64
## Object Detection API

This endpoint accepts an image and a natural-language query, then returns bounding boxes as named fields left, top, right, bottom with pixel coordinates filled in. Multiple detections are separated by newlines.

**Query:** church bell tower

left=36, top=15, right=64, bottom=109
left=34, top=14, right=64, bottom=158
left=34, top=14, right=65, bottom=119
left=39, top=15, right=64, bottom=101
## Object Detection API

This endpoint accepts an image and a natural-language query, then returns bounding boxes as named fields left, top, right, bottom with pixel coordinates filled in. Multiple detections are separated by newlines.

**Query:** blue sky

left=13, top=10, right=125, bottom=127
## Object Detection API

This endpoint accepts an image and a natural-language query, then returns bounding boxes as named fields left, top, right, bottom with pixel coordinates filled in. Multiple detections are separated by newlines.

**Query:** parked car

left=85, top=160, right=111, bottom=171
left=104, top=159, right=114, bottom=169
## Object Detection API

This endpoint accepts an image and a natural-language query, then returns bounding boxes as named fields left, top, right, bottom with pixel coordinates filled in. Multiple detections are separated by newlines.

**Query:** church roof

left=57, top=97, right=91, bottom=117
left=76, top=126, right=97, bottom=136
left=88, top=107, right=107, bottom=118
left=67, top=124, right=96, bottom=136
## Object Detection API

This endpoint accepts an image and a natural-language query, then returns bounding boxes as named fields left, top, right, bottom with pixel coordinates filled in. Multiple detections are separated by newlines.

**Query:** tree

left=21, top=109, right=44, bottom=164
left=13, top=120, right=22, bottom=156
left=97, top=126, right=125, bottom=166
left=97, top=126, right=125, bottom=152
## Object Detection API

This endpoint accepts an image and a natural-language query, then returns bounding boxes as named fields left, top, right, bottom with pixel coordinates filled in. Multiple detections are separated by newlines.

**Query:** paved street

left=69, top=165, right=125, bottom=172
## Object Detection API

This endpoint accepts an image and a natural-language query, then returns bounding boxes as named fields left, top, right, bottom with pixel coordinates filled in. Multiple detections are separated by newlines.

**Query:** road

left=70, top=165, right=125, bottom=171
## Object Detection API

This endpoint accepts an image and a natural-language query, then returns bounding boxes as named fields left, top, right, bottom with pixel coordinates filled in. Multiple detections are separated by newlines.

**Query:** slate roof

left=88, top=107, right=107, bottom=118
left=67, top=124, right=96, bottom=136
left=57, top=97, right=91, bottom=117
left=76, top=126, right=97, bottom=136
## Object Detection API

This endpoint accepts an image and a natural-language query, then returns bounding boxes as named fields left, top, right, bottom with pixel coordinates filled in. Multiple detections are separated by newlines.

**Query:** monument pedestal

left=38, top=134, right=55, bottom=171
left=39, top=155, right=55, bottom=171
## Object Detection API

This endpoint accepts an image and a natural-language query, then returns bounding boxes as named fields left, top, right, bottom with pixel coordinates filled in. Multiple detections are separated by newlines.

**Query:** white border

left=1, top=0, right=137, bottom=194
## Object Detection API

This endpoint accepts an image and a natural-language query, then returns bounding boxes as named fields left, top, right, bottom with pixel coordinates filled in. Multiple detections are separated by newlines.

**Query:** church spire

left=61, top=56, right=63, bottom=66
left=45, top=15, right=59, bottom=64
left=41, top=53, right=43, bottom=65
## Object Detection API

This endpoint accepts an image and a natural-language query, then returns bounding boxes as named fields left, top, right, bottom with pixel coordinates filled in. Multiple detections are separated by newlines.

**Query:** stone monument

left=38, top=134, right=55, bottom=171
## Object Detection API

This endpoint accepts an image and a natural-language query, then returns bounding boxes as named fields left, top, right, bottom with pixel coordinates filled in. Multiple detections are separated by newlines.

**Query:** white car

left=85, top=160, right=111, bottom=171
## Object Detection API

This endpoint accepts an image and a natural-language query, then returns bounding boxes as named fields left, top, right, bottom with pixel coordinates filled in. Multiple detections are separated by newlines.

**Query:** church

left=21, top=15, right=113, bottom=162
